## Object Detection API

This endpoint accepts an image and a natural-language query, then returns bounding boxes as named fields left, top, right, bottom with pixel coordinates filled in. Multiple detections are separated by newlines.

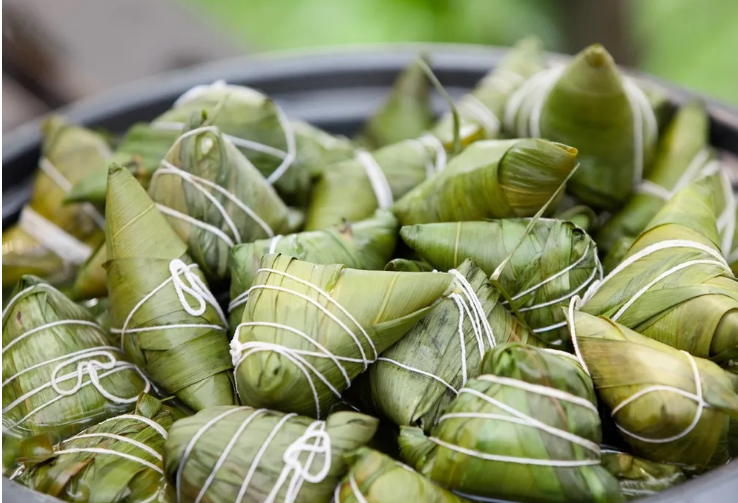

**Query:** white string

left=716, top=167, right=737, bottom=256
left=565, top=296, right=590, bottom=376
left=228, top=291, right=250, bottom=312
left=157, top=205, right=235, bottom=248
left=457, top=94, right=500, bottom=136
left=268, top=235, right=283, bottom=254
left=264, top=105, right=297, bottom=185
left=18, top=207, right=94, bottom=265
left=2, top=319, right=103, bottom=355
left=582, top=239, right=733, bottom=305
left=419, top=134, right=447, bottom=175
left=375, top=357, right=459, bottom=394
left=110, top=259, right=227, bottom=348
left=476, top=374, right=599, bottom=413
left=99, top=414, right=169, bottom=439
left=68, top=433, right=162, bottom=460
left=449, top=270, right=495, bottom=348
left=356, top=150, right=393, bottom=209
left=516, top=257, right=601, bottom=313
left=2, top=283, right=55, bottom=319
left=39, top=157, right=106, bottom=230
left=611, top=351, right=709, bottom=444
left=347, top=472, right=370, bottom=503
left=52, top=447, right=163, bottom=474
left=636, top=149, right=711, bottom=201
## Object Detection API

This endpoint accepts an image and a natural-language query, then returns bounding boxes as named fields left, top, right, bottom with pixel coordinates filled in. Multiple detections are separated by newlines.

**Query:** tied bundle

left=581, top=178, right=738, bottom=370
left=334, top=447, right=468, bottom=503
left=17, top=393, right=173, bottom=503
left=228, top=211, right=398, bottom=328
left=106, top=165, right=236, bottom=412
left=230, top=254, right=454, bottom=417
left=392, top=139, right=578, bottom=226
left=67, top=81, right=356, bottom=206
left=164, top=406, right=378, bottom=503
left=503, top=44, right=659, bottom=209
left=400, top=218, right=602, bottom=344
left=304, top=38, right=545, bottom=231
left=356, top=56, right=434, bottom=149
left=600, top=449, right=686, bottom=500
left=567, top=309, right=738, bottom=470
left=148, top=113, right=296, bottom=282
left=2, top=117, right=110, bottom=289
left=399, top=343, right=623, bottom=503
left=367, top=259, right=542, bottom=431
left=2, top=277, right=150, bottom=473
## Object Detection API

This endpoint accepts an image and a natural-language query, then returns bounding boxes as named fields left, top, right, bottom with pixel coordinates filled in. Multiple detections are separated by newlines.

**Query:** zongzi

left=600, top=448, right=686, bottom=500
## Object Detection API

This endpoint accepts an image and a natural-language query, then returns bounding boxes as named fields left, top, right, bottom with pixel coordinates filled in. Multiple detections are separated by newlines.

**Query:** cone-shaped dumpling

left=17, top=393, right=174, bottom=503
left=504, top=44, right=658, bottom=209
left=581, top=178, right=738, bottom=370
left=231, top=254, right=454, bottom=417
left=148, top=113, right=295, bottom=282
left=72, top=243, right=107, bottom=300
left=367, top=260, right=542, bottom=431
left=400, top=218, right=601, bottom=344
left=335, top=447, right=468, bottom=503
left=164, top=406, right=378, bottom=503
left=3, top=116, right=109, bottom=288
left=2, top=276, right=149, bottom=473
left=392, top=139, right=578, bottom=226
left=228, top=210, right=398, bottom=328
left=568, top=310, right=738, bottom=469
left=106, top=164, right=236, bottom=411
left=399, top=343, right=623, bottom=503
left=598, top=102, right=712, bottom=252
left=356, top=56, right=434, bottom=149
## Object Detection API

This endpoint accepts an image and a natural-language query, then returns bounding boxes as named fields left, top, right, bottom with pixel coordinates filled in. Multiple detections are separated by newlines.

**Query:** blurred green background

left=186, top=0, right=738, bottom=106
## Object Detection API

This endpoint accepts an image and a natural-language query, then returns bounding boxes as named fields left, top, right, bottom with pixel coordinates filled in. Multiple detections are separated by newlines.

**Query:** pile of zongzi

left=3, top=37, right=737, bottom=503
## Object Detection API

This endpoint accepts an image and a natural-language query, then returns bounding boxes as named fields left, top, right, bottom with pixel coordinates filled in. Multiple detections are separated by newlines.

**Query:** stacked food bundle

left=3, top=38, right=737, bottom=503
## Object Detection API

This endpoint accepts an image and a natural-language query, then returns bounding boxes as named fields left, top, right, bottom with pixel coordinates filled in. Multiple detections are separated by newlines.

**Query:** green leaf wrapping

left=105, top=165, right=236, bottom=412
left=305, top=40, right=545, bottom=231
left=231, top=254, right=454, bottom=417
left=399, top=343, right=623, bottom=503
left=600, top=449, right=685, bottom=500
left=392, top=139, right=578, bottom=226
left=17, top=393, right=174, bottom=503
left=356, top=56, right=434, bottom=149
left=601, top=236, right=635, bottom=275
left=384, top=259, right=434, bottom=272
left=335, top=447, right=469, bottom=503
left=432, top=36, right=545, bottom=148
left=2, top=116, right=110, bottom=288
left=164, top=406, right=378, bottom=503
left=581, top=178, right=738, bottom=370
left=597, top=102, right=711, bottom=252
left=228, top=211, right=398, bottom=328
left=147, top=114, right=295, bottom=282
left=400, top=219, right=601, bottom=344
left=730, top=206, right=738, bottom=274
left=504, top=44, right=658, bottom=209
left=555, top=205, right=599, bottom=234
left=72, top=243, right=108, bottom=300
left=569, top=310, right=738, bottom=470
left=368, top=259, right=543, bottom=431
left=2, top=277, right=149, bottom=473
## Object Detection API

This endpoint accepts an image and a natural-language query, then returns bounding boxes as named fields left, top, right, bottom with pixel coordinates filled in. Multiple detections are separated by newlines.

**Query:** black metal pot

left=2, top=44, right=737, bottom=502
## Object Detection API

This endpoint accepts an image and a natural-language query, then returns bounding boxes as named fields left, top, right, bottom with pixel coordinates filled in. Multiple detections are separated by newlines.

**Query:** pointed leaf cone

left=164, top=406, right=378, bottom=503
left=384, top=259, right=434, bottom=272
left=148, top=113, right=294, bottom=283
left=600, top=450, right=686, bottom=499
left=598, top=102, right=711, bottom=252
left=356, top=55, right=434, bottom=149
left=2, top=276, right=149, bottom=472
left=305, top=136, right=448, bottom=230
left=72, top=243, right=107, bottom=300
left=105, top=164, right=236, bottom=411
left=367, top=260, right=543, bottom=432
left=581, top=178, right=738, bottom=370
left=399, top=343, right=623, bottom=503
left=18, top=393, right=174, bottom=502
left=504, top=44, right=658, bottom=209
left=400, top=218, right=601, bottom=345
left=433, top=36, right=545, bottom=147
left=228, top=210, right=398, bottom=328
left=65, top=122, right=179, bottom=205
left=232, top=254, right=454, bottom=418
left=335, top=447, right=468, bottom=503
left=555, top=205, right=599, bottom=233
left=3, top=117, right=110, bottom=287
left=392, top=139, right=578, bottom=226
left=569, top=310, right=738, bottom=469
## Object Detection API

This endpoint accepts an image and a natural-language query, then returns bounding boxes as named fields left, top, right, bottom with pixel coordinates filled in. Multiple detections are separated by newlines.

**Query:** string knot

left=282, top=423, right=332, bottom=484
left=170, top=259, right=211, bottom=317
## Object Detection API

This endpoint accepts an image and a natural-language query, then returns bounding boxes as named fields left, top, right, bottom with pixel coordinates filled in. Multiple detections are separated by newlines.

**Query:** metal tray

left=2, top=43, right=737, bottom=502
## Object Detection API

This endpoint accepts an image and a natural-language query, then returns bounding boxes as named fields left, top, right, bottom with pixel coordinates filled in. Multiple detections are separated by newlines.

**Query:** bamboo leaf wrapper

left=230, top=254, right=454, bottom=417
left=164, top=406, right=378, bottom=503
left=106, top=165, right=236, bottom=412
left=2, top=277, right=149, bottom=473
left=600, top=449, right=685, bottom=500
left=399, top=343, right=623, bottom=503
